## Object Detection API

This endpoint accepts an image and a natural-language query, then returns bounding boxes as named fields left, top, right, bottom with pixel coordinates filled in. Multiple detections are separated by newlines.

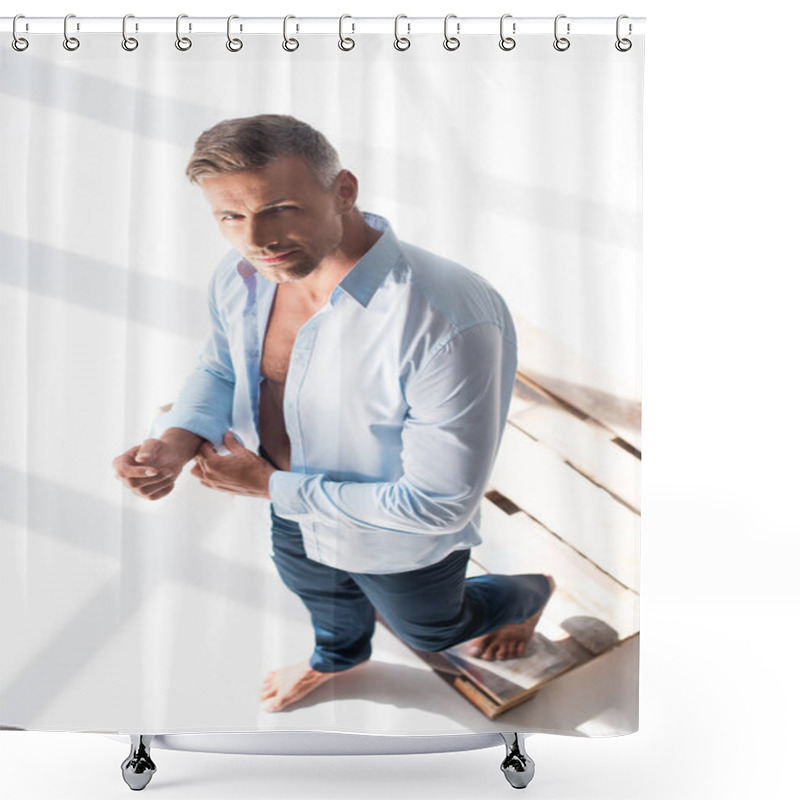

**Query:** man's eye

left=221, top=214, right=242, bottom=221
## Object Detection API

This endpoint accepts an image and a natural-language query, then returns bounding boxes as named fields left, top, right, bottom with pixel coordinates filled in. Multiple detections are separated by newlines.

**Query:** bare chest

left=259, top=286, right=319, bottom=383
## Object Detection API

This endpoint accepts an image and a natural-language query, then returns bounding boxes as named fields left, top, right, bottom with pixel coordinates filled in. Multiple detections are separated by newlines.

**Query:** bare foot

left=260, top=659, right=362, bottom=713
left=465, top=575, right=556, bottom=661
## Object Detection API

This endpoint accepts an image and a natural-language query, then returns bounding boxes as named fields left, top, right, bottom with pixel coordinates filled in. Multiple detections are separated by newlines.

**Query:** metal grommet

left=615, top=14, right=632, bottom=52
left=393, top=14, right=410, bottom=51
left=226, top=15, right=243, bottom=51
left=443, top=13, right=460, bottom=51
left=12, top=14, right=29, bottom=51
left=175, top=14, right=192, bottom=51
left=63, top=13, right=80, bottom=51
left=499, top=13, right=516, bottom=51
left=338, top=14, right=355, bottom=51
left=282, top=15, right=299, bottom=51
left=121, top=14, right=139, bottom=51
left=553, top=14, right=570, bottom=51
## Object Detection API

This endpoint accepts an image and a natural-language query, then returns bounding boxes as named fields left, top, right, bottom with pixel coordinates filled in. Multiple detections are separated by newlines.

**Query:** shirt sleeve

left=268, top=321, right=516, bottom=535
left=147, top=273, right=235, bottom=449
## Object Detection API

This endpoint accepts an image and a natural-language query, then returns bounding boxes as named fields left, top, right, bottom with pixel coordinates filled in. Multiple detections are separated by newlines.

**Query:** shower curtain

left=0, top=17, right=643, bottom=738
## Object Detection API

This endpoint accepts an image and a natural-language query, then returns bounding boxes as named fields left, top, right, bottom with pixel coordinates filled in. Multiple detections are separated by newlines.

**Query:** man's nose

left=245, top=216, right=280, bottom=250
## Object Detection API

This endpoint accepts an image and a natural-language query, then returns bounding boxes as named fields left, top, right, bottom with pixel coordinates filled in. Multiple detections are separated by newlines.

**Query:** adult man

left=112, top=114, right=554, bottom=713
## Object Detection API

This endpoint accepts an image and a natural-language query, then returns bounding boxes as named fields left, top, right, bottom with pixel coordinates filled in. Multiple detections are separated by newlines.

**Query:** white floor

left=1, top=593, right=794, bottom=799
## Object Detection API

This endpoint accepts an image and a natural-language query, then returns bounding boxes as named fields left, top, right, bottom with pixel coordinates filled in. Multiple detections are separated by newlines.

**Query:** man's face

left=200, top=156, right=349, bottom=283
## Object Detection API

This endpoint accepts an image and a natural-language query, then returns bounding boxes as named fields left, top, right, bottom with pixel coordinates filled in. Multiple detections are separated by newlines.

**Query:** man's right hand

left=112, top=439, right=189, bottom=501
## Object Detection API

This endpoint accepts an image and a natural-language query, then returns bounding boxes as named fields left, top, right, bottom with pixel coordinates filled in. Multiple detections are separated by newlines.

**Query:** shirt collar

left=234, top=211, right=402, bottom=308
left=337, top=212, right=402, bottom=308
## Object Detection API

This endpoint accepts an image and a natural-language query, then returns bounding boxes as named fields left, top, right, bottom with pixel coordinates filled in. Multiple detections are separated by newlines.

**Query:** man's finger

left=128, top=471, right=170, bottom=488
left=198, top=441, right=218, bottom=459
left=224, top=431, right=245, bottom=451
left=123, top=464, right=161, bottom=479
left=137, top=476, right=175, bottom=497
left=147, top=485, right=174, bottom=502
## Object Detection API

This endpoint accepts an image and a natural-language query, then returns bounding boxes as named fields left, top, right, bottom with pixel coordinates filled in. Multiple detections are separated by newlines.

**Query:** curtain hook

left=226, top=15, right=243, bottom=51
left=553, top=14, right=570, bottom=51
left=443, top=13, right=460, bottom=51
left=499, top=13, right=516, bottom=51
left=63, top=13, right=80, bottom=51
left=175, top=14, right=192, bottom=50
left=122, top=14, right=139, bottom=51
left=338, top=14, right=355, bottom=51
left=282, top=15, right=299, bottom=51
left=394, top=14, right=411, bottom=51
left=12, top=14, right=29, bottom=51
left=615, top=14, right=632, bottom=51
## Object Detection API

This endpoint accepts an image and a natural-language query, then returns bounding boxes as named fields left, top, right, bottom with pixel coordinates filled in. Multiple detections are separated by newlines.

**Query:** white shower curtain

left=1, top=21, right=643, bottom=737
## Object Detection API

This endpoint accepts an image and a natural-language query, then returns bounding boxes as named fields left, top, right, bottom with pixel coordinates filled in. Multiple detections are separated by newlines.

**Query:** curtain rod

left=1, top=16, right=646, bottom=37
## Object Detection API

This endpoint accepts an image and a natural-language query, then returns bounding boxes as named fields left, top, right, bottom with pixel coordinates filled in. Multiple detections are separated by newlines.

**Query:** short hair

left=185, top=114, right=342, bottom=189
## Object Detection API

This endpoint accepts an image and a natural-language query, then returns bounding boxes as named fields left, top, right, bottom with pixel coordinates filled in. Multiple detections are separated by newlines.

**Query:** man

left=112, top=114, right=554, bottom=713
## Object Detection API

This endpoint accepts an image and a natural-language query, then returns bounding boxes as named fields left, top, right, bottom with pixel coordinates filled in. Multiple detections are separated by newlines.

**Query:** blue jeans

left=268, top=503, right=552, bottom=674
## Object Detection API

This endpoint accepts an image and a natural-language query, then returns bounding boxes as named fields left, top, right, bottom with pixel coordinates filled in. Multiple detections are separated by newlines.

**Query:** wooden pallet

left=384, top=316, right=641, bottom=719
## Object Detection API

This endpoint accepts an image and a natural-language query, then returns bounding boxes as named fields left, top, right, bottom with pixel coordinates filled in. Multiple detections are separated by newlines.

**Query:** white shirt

left=150, top=213, right=518, bottom=574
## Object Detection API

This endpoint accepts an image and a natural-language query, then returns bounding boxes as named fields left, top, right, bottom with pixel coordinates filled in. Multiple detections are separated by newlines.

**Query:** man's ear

left=334, top=169, right=358, bottom=214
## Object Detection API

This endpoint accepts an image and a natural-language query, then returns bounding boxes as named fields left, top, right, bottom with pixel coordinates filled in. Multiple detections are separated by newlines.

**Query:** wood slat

left=488, top=425, right=640, bottom=590
left=508, top=381, right=640, bottom=513
left=513, top=315, right=641, bottom=452
left=471, top=499, right=639, bottom=641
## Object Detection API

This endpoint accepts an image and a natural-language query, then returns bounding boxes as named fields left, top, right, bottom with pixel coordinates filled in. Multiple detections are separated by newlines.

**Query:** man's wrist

left=159, top=428, right=205, bottom=464
left=262, top=460, right=277, bottom=499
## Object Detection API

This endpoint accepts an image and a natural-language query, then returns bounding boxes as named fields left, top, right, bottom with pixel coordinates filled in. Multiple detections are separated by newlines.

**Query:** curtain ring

left=499, top=13, right=516, bottom=51
left=12, top=14, right=29, bottom=51
left=121, top=14, right=139, bottom=51
left=338, top=14, right=355, bottom=51
left=282, top=15, right=299, bottom=51
left=615, top=14, right=632, bottom=51
left=443, top=14, right=460, bottom=51
left=553, top=14, right=570, bottom=51
left=393, top=14, right=410, bottom=51
left=175, top=14, right=192, bottom=50
left=226, top=15, right=243, bottom=51
left=63, top=13, right=80, bottom=51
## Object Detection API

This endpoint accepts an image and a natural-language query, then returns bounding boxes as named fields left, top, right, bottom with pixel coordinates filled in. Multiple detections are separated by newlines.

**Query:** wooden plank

left=513, top=315, right=641, bottom=452
left=471, top=499, right=639, bottom=641
left=488, top=424, right=640, bottom=590
left=508, top=381, right=640, bottom=513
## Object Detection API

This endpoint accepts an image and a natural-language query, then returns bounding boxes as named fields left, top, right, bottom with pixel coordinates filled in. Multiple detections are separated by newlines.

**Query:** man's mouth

left=252, top=250, right=298, bottom=264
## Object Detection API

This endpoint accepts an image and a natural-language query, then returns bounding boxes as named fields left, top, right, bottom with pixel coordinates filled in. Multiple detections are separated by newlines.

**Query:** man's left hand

left=191, top=431, right=274, bottom=499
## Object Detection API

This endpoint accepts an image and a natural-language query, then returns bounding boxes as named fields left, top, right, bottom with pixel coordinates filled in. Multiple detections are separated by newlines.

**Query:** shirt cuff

left=269, top=470, right=317, bottom=519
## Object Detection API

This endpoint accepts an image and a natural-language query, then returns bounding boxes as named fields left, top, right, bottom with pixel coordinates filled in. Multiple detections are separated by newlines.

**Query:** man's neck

left=289, top=210, right=382, bottom=308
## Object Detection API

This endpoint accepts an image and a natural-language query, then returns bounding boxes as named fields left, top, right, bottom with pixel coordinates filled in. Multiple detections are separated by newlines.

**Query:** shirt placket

left=283, top=300, right=334, bottom=562
left=240, top=272, right=262, bottom=438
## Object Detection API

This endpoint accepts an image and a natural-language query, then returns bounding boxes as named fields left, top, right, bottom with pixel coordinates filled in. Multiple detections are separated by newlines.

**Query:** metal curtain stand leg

left=500, top=732, right=535, bottom=789
left=117, top=732, right=531, bottom=790
left=121, top=735, right=157, bottom=790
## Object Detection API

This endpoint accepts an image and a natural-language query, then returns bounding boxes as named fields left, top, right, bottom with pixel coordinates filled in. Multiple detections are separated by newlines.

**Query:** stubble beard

left=256, top=250, right=320, bottom=284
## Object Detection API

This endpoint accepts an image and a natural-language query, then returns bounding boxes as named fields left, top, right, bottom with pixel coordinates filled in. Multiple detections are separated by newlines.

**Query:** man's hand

left=191, top=431, right=275, bottom=499
left=112, top=438, right=189, bottom=501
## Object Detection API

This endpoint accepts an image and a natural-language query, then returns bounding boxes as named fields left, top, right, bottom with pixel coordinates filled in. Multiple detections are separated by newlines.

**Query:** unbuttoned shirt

left=149, top=212, right=518, bottom=574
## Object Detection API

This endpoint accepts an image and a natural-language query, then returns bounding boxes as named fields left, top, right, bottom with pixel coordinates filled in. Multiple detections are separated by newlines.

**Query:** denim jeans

left=268, top=501, right=552, bottom=673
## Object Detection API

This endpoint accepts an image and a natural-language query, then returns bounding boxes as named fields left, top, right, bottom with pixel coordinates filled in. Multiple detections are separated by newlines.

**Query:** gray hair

left=185, top=114, right=342, bottom=189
